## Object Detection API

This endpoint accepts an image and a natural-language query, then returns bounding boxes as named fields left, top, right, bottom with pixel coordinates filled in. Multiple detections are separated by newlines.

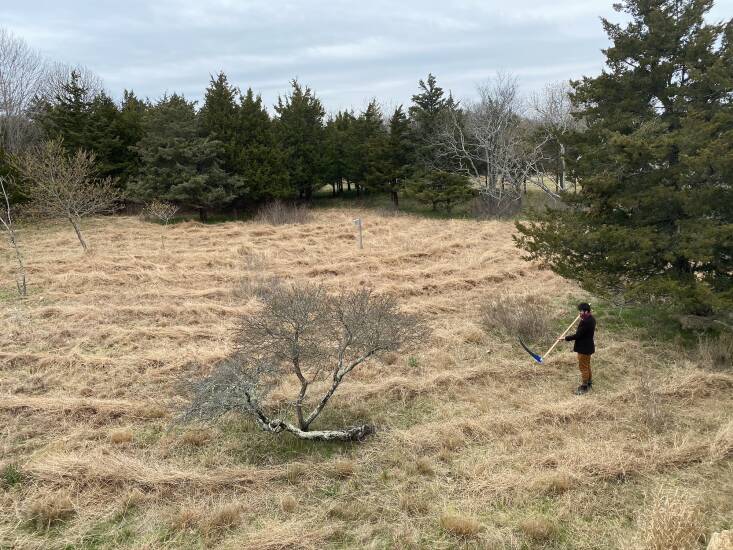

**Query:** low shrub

left=255, top=201, right=310, bottom=225
left=697, top=334, right=733, bottom=370
left=480, top=294, right=552, bottom=341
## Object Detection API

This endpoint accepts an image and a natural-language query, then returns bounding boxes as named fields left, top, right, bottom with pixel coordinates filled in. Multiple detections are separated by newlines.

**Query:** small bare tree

left=142, top=200, right=179, bottom=250
left=182, top=283, right=425, bottom=441
left=0, top=176, right=26, bottom=296
left=11, top=140, right=121, bottom=251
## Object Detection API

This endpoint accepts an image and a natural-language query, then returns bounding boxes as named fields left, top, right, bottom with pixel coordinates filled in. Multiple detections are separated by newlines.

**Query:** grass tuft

left=110, top=428, right=134, bottom=445
left=440, top=512, right=482, bottom=538
left=332, top=459, right=356, bottom=479
left=24, top=492, right=76, bottom=531
left=519, top=516, right=558, bottom=541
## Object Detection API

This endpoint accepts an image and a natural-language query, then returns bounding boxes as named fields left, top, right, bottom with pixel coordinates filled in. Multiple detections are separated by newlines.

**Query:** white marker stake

left=353, top=218, right=363, bottom=250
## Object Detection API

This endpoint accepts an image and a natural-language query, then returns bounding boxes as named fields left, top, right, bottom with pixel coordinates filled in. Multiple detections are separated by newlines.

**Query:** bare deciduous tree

left=11, top=140, right=121, bottom=251
left=431, top=74, right=556, bottom=216
left=0, top=28, right=47, bottom=154
left=0, top=175, right=26, bottom=296
left=142, top=200, right=179, bottom=250
left=182, top=283, right=426, bottom=441
left=531, top=81, right=583, bottom=191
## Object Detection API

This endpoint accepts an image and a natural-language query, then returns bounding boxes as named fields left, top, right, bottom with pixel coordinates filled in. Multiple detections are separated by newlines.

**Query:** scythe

left=519, top=314, right=580, bottom=364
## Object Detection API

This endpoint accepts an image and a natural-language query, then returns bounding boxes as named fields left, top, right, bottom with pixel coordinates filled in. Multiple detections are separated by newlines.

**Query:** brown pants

left=577, top=354, right=592, bottom=384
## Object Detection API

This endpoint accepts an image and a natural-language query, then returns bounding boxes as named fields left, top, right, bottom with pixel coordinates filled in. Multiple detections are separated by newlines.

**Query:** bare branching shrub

left=141, top=200, right=179, bottom=250
left=11, top=140, right=121, bottom=251
left=181, top=283, right=426, bottom=441
left=480, top=294, right=552, bottom=341
left=0, top=176, right=26, bottom=296
left=255, top=200, right=311, bottom=225
left=696, top=334, right=733, bottom=370
left=638, top=488, right=703, bottom=550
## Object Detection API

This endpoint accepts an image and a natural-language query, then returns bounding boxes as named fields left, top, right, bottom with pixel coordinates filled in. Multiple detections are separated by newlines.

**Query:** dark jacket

left=565, top=315, right=596, bottom=355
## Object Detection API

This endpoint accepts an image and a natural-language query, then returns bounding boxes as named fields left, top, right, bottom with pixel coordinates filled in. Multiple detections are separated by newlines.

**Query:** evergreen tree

left=233, top=88, right=288, bottom=202
left=406, top=170, right=473, bottom=212
left=129, top=94, right=235, bottom=222
left=352, top=100, right=388, bottom=196
left=39, top=70, right=93, bottom=154
left=199, top=72, right=240, bottom=173
left=409, top=73, right=456, bottom=169
left=516, top=0, right=733, bottom=314
left=86, top=92, right=126, bottom=181
left=323, top=110, right=355, bottom=195
left=117, top=90, right=147, bottom=186
left=384, top=105, right=415, bottom=207
left=274, top=80, right=325, bottom=200
left=38, top=72, right=137, bottom=185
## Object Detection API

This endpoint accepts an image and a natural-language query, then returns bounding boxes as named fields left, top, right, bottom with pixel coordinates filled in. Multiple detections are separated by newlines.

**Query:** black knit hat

left=577, top=302, right=591, bottom=312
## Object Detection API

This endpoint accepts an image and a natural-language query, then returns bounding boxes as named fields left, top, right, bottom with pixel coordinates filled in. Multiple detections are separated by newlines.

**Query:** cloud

left=8, top=0, right=725, bottom=110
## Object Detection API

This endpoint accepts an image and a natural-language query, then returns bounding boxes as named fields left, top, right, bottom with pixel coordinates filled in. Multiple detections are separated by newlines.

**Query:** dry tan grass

left=109, top=428, right=133, bottom=445
left=0, top=210, right=731, bottom=548
left=638, top=488, right=704, bottom=550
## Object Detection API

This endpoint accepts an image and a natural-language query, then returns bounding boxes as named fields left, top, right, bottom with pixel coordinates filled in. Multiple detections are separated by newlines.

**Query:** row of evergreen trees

left=21, top=72, right=463, bottom=221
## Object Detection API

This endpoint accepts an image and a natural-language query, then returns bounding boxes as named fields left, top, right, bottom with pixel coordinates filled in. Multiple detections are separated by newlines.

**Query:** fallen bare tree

left=11, top=140, right=121, bottom=251
left=0, top=175, right=26, bottom=296
left=181, top=283, right=425, bottom=441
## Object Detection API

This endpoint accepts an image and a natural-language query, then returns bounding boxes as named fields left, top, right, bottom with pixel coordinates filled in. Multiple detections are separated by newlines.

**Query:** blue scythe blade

left=519, top=337, right=543, bottom=364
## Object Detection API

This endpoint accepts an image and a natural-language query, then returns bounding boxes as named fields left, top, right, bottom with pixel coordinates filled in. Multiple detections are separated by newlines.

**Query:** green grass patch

left=1, top=463, right=24, bottom=489
left=74, top=509, right=138, bottom=549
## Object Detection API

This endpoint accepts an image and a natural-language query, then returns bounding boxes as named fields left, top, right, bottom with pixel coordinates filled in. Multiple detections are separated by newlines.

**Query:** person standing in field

left=558, top=303, right=596, bottom=395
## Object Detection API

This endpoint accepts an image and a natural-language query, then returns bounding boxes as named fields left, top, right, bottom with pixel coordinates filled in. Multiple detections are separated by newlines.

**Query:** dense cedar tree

left=516, top=0, right=733, bottom=314
left=273, top=80, right=326, bottom=201
left=129, top=94, right=236, bottom=222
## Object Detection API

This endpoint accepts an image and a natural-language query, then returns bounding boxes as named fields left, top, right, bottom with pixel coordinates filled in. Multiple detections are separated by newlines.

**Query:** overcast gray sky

left=3, top=0, right=732, bottom=114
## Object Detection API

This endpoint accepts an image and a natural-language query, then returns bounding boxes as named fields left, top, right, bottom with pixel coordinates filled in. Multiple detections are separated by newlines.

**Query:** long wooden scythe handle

left=541, top=314, right=580, bottom=361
